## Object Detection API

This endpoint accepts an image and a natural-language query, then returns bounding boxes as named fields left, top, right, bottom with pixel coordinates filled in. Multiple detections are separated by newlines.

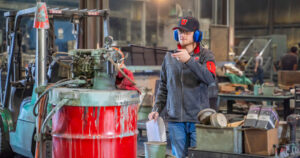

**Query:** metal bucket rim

left=144, top=142, right=167, bottom=145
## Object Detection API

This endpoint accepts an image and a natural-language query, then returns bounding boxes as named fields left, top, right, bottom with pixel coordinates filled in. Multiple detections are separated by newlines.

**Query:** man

left=252, top=51, right=264, bottom=84
left=280, top=46, right=298, bottom=70
left=148, top=16, right=216, bottom=158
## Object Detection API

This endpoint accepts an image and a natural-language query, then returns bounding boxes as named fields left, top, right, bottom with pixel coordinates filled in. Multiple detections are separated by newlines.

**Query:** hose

left=37, top=98, right=70, bottom=158
left=112, top=47, right=125, bottom=68
left=34, top=79, right=86, bottom=158
left=40, top=98, right=69, bottom=134
left=110, top=48, right=138, bottom=86
left=107, top=57, right=136, bottom=86
left=33, top=79, right=86, bottom=116
left=34, top=92, right=47, bottom=158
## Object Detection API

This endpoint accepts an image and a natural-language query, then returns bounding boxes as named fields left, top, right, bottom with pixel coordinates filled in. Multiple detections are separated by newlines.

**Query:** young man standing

left=253, top=51, right=264, bottom=84
left=148, top=16, right=216, bottom=158
left=280, top=46, right=298, bottom=71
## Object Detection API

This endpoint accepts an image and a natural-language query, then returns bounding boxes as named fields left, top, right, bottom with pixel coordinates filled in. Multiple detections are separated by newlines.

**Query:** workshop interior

left=0, top=0, right=300, bottom=158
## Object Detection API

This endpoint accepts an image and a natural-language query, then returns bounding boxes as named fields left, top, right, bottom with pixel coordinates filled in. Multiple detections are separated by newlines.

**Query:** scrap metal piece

left=210, top=113, right=228, bottom=128
left=197, top=108, right=216, bottom=124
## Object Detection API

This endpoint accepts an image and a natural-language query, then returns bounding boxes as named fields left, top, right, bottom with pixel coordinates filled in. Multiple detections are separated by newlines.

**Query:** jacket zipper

left=181, top=63, right=184, bottom=121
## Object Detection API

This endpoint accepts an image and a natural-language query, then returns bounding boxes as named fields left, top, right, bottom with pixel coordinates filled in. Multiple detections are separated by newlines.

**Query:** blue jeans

left=168, top=122, right=196, bottom=158
left=252, top=67, right=264, bottom=85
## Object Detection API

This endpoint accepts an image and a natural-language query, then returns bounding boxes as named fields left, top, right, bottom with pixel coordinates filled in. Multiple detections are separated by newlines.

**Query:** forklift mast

left=1, top=8, right=110, bottom=108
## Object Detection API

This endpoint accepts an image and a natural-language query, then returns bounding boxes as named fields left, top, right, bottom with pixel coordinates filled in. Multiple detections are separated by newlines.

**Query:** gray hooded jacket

left=153, top=45, right=216, bottom=122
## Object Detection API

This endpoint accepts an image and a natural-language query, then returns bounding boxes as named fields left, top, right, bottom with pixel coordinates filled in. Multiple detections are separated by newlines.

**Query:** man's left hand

left=171, top=49, right=191, bottom=63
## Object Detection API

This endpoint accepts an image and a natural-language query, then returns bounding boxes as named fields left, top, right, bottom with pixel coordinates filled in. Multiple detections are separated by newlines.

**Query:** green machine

left=0, top=6, right=111, bottom=158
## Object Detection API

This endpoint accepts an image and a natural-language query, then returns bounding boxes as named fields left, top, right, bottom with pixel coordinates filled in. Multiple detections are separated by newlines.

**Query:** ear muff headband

left=174, top=29, right=203, bottom=42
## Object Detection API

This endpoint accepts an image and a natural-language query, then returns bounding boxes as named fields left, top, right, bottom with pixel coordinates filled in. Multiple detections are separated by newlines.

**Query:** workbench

left=188, top=149, right=300, bottom=158
left=188, top=149, right=273, bottom=158
left=217, top=93, right=294, bottom=119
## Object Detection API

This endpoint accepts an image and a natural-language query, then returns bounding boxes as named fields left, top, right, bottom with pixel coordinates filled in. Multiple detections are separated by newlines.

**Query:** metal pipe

left=141, top=1, right=146, bottom=46
left=86, top=0, right=97, bottom=49
left=102, top=2, right=109, bottom=47
left=103, top=16, right=109, bottom=42
left=212, top=0, right=218, bottom=24
left=35, top=29, right=47, bottom=87
left=244, top=57, right=253, bottom=71
left=3, top=10, right=25, bottom=108
left=238, top=39, right=254, bottom=60
left=156, top=3, right=160, bottom=45
left=258, top=39, right=272, bottom=57
left=196, top=0, right=201, bottom=19
left=268, top=0, right=274, bottom=34
left=226, top=0, right=229, bottom=26
left=3, top=17, right=14, bottom=108
left=236, top=23, right=300, bottom=30
left=100, top=0, right=109, bottom=48
left=229, top=0, right=235, bottom=53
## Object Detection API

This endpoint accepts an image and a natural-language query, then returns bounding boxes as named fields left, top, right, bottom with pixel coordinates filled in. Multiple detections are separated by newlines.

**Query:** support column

left=212, top=0, right=218, bottom=24
left=228, top=0, right=235, bottom=53
left=79, top=0, right=107, bottom=48
left=156, top=2, right=160, bottom=46
left=141, top=0, right=146, bottom=46
left=268, top=0, right=274, bottom=34
left=126, top=16, right=132, bottom=42
left=36, top=29, right=47, bottom=87
left=87, top=0, right=97, bottom=49
left=194, top=0, right=201, bottom=19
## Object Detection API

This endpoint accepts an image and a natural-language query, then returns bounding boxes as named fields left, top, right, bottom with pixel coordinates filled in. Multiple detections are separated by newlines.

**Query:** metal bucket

left=196, top=124, right=242, bottom=154
left=138, top=106, right=152, bottom=120
left=144, top=142, right=167, bottom=158
left=262, top=84, right=274, bottom=96
left=49, top=88, right=140, bottom=158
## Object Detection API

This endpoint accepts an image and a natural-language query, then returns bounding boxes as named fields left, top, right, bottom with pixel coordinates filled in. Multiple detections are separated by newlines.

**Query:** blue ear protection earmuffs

left=193, top=30, right=203, bottom=43
left=173, top=30, right=179, bottom=42
left=173, top=29, right=203, bottom=43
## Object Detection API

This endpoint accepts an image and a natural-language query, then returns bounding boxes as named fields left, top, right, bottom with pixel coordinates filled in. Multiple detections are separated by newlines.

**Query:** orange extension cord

left=35, top=84, right=54, bottom=158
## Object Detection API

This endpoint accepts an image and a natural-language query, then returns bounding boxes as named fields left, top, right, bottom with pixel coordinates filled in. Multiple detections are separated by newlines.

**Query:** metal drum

left=49, top=88, right=140, bottom=158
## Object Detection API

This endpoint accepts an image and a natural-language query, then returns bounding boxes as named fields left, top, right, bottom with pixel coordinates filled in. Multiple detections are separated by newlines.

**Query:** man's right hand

left=148, top=112, right=159, bottom=121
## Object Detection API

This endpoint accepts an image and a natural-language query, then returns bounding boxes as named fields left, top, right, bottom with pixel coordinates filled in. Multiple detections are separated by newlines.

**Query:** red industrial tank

left=50, top=89, right=139, bottom=158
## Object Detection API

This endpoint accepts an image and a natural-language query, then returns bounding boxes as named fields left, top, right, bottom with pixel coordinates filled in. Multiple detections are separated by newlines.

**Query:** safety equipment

left=173, top=29, right=203, bottom=43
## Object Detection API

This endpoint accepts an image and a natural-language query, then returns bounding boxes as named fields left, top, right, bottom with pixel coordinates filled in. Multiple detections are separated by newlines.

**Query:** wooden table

left=217, top=93, right=294, bottom=120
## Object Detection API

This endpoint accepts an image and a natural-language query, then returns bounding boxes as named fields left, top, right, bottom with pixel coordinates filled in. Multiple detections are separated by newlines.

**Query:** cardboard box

left=231, top=84, right=248, bottom=89
left=278, top=71, right=300, bottom=86
left=218, top=83, right=248, bottom=93
left=219, top=83, right=236, bottom=93
left=278, top=84, right=294, bottom=90
left=244, top=128, right=278, bottom=156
